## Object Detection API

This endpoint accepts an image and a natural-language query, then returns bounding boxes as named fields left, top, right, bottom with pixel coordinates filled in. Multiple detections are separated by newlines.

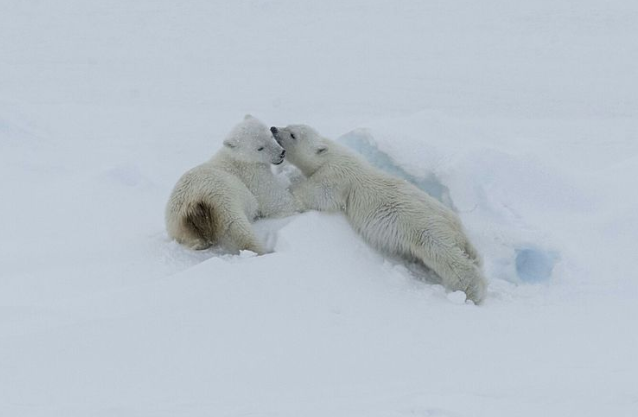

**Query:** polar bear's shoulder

left=315, top=140, right=384, bottom=182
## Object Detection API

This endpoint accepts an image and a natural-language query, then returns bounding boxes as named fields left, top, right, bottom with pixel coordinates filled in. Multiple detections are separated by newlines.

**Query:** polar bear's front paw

left=189, top=240, right=213, bottom=251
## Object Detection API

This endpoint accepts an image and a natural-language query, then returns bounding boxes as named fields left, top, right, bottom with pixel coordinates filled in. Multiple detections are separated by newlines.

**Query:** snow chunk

left=447, top=290, right=467, bottom=304
left=239, top=250, right=258, bottom=259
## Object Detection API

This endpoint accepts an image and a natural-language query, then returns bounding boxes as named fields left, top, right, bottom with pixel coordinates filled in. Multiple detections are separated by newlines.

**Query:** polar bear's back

left=165, top=162, right=259, bottom=242
left=345, top=173, right=463, bottom=253
left=172, top=163, right=257, bottom=208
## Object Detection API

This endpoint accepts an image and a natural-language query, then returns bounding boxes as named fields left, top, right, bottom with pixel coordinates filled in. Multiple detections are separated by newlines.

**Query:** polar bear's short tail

left=182, top=200, right=218, bottom=250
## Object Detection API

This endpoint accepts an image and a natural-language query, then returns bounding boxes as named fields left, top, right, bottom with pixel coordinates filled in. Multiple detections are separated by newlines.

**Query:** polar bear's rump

left=183, top=201, right=218, bottom=249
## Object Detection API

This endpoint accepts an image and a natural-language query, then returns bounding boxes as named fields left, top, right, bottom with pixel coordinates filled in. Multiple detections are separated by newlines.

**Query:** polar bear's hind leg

left=411, top=238, right=487, bottom=304
left=464, top=240, right=483, bottom=267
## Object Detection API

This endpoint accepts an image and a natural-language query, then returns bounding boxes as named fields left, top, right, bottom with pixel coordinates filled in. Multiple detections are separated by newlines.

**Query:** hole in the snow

left=515, top=247, right=559, bottom=283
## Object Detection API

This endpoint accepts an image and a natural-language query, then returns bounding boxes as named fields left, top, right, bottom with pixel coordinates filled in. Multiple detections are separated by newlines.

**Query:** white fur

left=271, top=124, right=487, bottom=303
left=165, top=115, right=296, bottom=253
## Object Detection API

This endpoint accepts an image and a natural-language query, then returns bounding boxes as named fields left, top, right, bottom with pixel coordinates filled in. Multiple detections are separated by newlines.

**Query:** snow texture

left=1, top=1, right=638, bottom=416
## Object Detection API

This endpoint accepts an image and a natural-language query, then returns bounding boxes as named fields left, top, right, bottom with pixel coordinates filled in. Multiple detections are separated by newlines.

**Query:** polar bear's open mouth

left=273, top=148, right=286, bottom=165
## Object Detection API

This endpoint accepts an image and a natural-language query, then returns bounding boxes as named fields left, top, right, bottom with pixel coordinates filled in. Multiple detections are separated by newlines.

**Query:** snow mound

left=337, top=125, right=561, bottom=284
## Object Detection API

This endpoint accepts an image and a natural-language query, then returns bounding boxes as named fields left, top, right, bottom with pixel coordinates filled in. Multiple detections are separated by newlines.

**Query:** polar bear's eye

left=290, top=133, right=296, bottom=140
left=257, top=147, right=264, bottom=151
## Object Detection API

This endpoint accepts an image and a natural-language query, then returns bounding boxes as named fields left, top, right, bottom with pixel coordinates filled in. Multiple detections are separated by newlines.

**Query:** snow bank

left=338, top=123, right=562, bottom=284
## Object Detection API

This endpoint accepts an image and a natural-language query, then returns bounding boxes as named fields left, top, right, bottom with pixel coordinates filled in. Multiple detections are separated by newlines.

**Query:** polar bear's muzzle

left=273, top=149, right=285, bottom=165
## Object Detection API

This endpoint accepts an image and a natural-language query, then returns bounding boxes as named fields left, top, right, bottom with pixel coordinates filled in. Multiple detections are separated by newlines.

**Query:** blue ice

left=337, top=129, right=455, bottom=209
left=515, top=247, right=559, bottom=283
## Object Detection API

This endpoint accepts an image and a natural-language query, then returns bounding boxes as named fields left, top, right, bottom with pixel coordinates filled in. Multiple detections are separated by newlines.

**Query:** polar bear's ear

left=223, top=139, right=238, bottom=149
left=316, top=146, right=328, bottom=155
left=244, top=114, right=254, bottom=120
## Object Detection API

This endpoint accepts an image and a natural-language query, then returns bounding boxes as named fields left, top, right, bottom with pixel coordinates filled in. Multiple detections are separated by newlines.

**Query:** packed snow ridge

left=339, top=129, right=558, bottom=283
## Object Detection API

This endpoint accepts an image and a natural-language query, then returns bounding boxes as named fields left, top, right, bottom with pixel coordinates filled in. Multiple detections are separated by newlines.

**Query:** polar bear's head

left=269, top=124, right=329, bottom=175
left=223, top=115, right=286, bottom=165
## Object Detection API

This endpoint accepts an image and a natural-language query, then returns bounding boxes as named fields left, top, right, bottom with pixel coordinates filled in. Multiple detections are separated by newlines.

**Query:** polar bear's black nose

left=270, top=126, right=278, bottom=134
left=280, top=149, right=286, bottom=158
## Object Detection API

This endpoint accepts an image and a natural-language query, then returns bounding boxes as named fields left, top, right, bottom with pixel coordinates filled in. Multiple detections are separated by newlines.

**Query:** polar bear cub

left=270, top=124, right=487, bottom=303
left=166, top=115, right=295, bottom=254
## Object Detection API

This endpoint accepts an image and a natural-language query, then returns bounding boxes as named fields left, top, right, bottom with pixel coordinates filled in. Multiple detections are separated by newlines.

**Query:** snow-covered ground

left=2, top=1, right=638, bottom=416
